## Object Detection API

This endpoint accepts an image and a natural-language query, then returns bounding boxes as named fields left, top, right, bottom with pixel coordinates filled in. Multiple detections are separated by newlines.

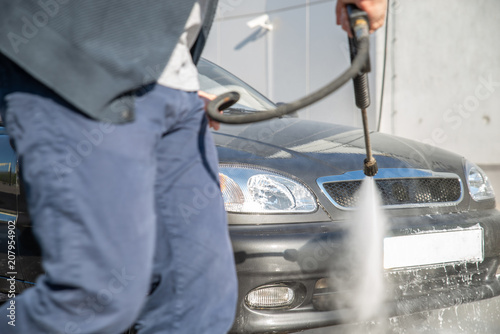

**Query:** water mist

left=347, top=177, right=387, bottom=322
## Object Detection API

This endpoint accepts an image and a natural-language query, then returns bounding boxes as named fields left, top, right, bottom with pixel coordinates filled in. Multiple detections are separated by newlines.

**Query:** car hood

left=214, top=118, right=465, bottom=180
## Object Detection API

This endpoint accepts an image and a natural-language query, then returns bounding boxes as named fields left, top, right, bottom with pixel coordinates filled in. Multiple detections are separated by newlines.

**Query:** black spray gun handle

left=347, top=4, right=378, bottom=177
left=347, top=4, right=371, bottom=110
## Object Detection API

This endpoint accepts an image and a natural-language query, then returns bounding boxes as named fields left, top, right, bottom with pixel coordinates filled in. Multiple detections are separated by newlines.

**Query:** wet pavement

left=300, top=295, right=500, bottom=334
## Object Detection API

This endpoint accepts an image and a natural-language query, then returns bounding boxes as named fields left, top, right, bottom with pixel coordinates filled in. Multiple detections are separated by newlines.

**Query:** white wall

left=379, top=0, right=500, bottom=166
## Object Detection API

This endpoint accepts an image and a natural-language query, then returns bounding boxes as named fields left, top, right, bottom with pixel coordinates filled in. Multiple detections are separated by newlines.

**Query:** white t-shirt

left=157, top=1, right=208, bottom=91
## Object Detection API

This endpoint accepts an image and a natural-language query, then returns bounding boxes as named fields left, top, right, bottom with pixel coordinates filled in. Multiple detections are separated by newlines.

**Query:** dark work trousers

left=0, top=54, right=237, bottom=334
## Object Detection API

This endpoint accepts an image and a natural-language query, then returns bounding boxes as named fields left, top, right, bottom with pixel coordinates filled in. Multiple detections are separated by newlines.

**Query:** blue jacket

left=0, top=0, right=218, bottom=123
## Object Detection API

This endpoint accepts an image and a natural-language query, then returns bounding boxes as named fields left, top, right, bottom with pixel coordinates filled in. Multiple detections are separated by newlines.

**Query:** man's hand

left=198, top=90, right=221, bottom=130
left=336, top=0, right=387, bottom=36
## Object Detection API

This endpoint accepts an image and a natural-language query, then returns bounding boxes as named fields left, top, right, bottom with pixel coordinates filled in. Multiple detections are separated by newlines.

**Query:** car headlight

left=465, top=161, right=495, bottom=201
left=219, top=165, right=317, bottom=213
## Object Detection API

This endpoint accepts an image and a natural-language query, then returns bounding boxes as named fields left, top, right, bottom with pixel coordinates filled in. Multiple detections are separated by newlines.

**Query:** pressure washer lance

left=347, top=5, right=378, bottom=177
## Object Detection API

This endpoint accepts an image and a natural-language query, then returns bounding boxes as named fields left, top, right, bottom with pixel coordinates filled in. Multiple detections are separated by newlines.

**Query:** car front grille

left=317, top=169, right=463, bottom=209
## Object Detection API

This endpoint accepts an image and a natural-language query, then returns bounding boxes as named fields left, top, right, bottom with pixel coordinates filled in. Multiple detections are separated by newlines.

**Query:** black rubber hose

left=206, top=36, right=370, bottom=124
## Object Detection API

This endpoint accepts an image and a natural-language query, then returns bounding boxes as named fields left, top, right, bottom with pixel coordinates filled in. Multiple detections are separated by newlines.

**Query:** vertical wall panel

left=267, top=2, right=307, bottom=102
left=384, top=0, right=500, bottom=165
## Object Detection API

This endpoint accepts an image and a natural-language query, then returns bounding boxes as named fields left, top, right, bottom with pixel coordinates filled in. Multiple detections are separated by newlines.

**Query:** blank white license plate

left=384, top=227, right=484, bottom=269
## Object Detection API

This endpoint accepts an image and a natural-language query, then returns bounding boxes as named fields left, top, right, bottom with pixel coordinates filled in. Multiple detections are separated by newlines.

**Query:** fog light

left=245, top=285, right=295, bottom=309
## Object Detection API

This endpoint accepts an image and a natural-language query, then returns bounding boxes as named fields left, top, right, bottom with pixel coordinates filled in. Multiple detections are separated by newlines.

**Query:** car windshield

left=198, top=59, right=275, bottom=112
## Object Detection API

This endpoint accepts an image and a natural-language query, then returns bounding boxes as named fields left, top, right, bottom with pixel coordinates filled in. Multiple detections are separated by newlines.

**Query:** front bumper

left=228, top=210, right=500, bottom=333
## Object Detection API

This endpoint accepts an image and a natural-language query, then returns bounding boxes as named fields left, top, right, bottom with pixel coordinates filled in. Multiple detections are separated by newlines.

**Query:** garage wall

left=379, top=0, right=500, bottom=166
left=377, top=0, right=500, bottom=205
